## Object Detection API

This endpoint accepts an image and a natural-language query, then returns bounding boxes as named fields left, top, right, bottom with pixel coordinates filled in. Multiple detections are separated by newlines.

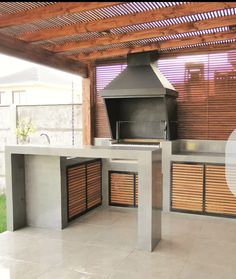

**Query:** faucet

left=40, top=133, right=50, bottom=144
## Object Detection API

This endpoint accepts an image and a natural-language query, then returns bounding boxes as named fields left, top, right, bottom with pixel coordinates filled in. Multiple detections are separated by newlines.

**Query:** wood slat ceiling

left=0, top=2, right=235, bottom=77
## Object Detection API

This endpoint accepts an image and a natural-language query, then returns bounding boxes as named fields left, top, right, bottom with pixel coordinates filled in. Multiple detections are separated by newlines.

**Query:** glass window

left=12, top=90, right=27, bottom=104
left=0, top=91, right=6, bottom=104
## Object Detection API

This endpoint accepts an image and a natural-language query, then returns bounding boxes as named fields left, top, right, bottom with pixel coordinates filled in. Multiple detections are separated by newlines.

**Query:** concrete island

left=5, top=144, right=162, bottom=252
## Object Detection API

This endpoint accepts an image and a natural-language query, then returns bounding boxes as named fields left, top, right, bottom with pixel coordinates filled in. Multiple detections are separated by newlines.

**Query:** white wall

left=0, top=81, right=82, bottom=105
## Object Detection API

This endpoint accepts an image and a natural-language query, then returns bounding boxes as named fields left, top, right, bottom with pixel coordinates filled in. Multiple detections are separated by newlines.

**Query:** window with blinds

left=94, top=50, right=236, bottom=140
left=95, top=64, right=127, bottom=138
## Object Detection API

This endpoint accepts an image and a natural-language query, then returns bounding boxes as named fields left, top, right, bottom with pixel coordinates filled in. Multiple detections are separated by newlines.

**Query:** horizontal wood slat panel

left=68, top=174, right=86, bottom=179
left=67, top=160, right=102, bottom=221
left=171, top=163, right=204, bottom=212
left=135, top=176, right=138, bottom=206
left=205, top=165, right=236, bottom=215
left=171, top=162, right=236, bottom=218
left=159, top=51, right=236, bottom=140
left=67, top=165, right=86, bottom=219
left=68, top=170, right=86, bottom=176
left=95, top=51, right=236, bottom=140
left=67, top=178, right=86, bottom=184
left=173, top=167, right=203, bottom=172
left=110, top=172, right=135, bottom=206
left=95, top=64, right=127, bottom=138
left=109, top=172, right=138, bottom=207
left=87, top=160, right=102, bottom=209
left=95, top=98, right=110, bottom=138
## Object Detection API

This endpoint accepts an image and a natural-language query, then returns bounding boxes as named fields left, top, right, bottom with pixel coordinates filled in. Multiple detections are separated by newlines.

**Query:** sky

left=0, top=53, right=82, bottom=82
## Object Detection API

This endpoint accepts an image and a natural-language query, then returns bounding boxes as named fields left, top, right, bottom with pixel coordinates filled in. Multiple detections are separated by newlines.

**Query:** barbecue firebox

left=101, top=51, right=178, bottom=144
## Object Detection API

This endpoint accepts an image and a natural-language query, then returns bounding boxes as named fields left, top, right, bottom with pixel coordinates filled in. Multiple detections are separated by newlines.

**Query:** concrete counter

left=162, top=140, right=226, bottom=212
left=5, top=144, right=158, bottom=157
left=5, top=144, right=162, bottom=252
left=172, top=151, right=225, bottom=164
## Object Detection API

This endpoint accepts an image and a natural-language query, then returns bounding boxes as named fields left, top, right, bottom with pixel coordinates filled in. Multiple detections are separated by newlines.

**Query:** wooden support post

left=82, top=65, right=95, bottom=145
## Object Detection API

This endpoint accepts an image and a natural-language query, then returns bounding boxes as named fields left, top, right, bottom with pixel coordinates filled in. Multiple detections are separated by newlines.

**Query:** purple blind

left=95, top=50, right=236, bottom=140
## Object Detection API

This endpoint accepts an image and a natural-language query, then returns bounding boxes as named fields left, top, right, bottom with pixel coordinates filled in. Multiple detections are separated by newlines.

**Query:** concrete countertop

left=173, top=151, right=225, bottom=157
left=5, top=144, right=160, bottom=160
left=6, top=144, right=224, bottom=163
left=171, top=151, right=225, bottom=164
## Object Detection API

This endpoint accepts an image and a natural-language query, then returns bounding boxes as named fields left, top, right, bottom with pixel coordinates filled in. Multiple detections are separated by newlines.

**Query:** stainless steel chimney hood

left=101, top=51, right=179, bottom=144
left=101, top=51, right=178, bottom=98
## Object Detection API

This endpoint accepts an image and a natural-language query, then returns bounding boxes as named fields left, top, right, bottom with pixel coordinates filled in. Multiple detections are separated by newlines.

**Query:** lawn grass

left=0, top=194, right=6, bottom=233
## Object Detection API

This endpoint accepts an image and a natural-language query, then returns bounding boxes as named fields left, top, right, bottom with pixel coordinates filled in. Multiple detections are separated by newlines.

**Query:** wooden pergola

left=0, top=2, right=235, bottom=144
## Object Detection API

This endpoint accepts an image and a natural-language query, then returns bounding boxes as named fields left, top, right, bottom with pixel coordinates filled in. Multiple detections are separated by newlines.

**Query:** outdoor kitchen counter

left=161, top=140, right=227, bottom=212
left=5, top=144, right=162, bottom=252
left=5, top=144, right=159, bottom=157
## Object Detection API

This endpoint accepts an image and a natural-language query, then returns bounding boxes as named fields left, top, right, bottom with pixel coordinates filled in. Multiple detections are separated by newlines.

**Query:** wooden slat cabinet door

left=135, top=174, right=138, bottom=206
left=109, top=172, right=138, bottom=207
left=171, top=163, right=204, bottom=212
left=67, top=159, right=102, bottom=221
left=87, top=160, right=102, bottom=210
left=67, top=165, right=86, bottom=220
left=205, top=165, right=236, bottom=216
left=110, top=172, right=135, bottom=207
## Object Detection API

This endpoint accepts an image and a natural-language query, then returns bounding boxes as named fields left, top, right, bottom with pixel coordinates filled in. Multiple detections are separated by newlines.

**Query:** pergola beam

left=0, top=2, right=123, bottom=28
left=46, top=15, right=236, bottom=53
left=0, top=32, right=88, bottom=77
left=19, top=2, right=236, bottom=43
left=70, top=31, right=236, bottom=61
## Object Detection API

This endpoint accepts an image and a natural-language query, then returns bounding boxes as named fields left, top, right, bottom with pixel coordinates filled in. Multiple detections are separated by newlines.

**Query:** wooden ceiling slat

left=0, top=2, right=123, bottom=28
left=0, top=32, right=88, bottom=77
left=46, top=15, right=236, bottom=53
left=156, top=31, right=236, bottom=49
left=71, top=32, right=236, bottom=61
left=159, top=43, right=236, bottom=57
left=19, top=2, right=236, bottom=43
left=0, top=2, right=235, bottom=68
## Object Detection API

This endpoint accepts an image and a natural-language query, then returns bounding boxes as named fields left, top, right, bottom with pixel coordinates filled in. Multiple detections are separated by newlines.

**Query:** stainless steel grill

left=101, top=51, right=179, bottom=144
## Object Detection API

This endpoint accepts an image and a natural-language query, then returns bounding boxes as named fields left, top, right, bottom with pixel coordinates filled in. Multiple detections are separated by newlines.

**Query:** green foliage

left=0, top=194, right=6, bottom=233
left=16, top=118, right=36, bottom=142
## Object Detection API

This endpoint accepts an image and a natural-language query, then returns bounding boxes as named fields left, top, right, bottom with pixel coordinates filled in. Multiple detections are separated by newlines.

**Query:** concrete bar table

left=5, top=145, right=162, bottom=252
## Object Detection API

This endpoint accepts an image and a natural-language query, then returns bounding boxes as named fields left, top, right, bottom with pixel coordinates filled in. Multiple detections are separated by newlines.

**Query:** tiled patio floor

left=1, top=207, right=236, bottom=278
